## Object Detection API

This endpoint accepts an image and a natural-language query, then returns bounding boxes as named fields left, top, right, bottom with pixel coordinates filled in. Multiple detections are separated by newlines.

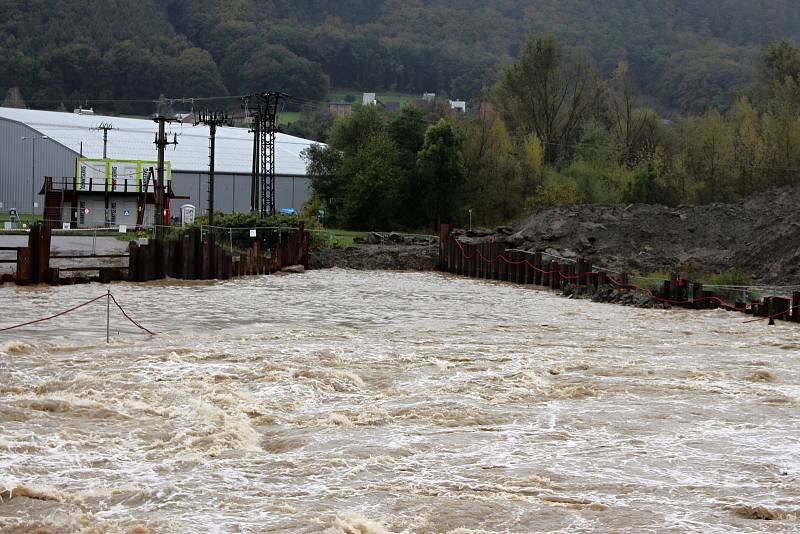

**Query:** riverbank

left=462, top=186, right=800, bottom=285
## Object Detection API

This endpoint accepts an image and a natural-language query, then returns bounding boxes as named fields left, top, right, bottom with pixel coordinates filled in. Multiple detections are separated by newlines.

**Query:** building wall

left=0, top=117, right=76, bottom=217
left=170, top=172, right=311, bottom=217
left=1, top=117, right=312, bottom=222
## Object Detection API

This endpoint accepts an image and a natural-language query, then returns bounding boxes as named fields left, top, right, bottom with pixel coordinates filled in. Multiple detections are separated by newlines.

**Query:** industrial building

left=0, top=107, right=319, bottom=226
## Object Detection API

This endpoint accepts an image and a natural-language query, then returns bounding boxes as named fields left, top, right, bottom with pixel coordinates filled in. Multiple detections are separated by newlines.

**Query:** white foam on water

left=1, top=271, right=799, bottom=531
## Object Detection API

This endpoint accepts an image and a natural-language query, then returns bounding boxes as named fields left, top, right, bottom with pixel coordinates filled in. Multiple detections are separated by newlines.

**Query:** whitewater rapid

left=1, top=270, right=798, bottom=533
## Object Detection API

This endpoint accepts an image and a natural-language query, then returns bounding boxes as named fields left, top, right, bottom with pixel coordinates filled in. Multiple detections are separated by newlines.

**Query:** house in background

left=329, top=102, right=354, bottom=118
left=449, top=100, right=467, bottom=113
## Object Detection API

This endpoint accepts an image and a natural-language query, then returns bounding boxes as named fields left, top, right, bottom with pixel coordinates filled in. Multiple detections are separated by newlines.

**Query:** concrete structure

left=0, top=107, right=320, bottom=225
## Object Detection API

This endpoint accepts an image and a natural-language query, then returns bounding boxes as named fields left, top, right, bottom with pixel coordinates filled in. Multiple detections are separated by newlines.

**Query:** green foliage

left=417, top=119, right=466, bottom=230
left=339, top=134, right=403, bottom=230
left=4, top=1, right=800, bottom=114
left=702, top=269, right=751, bottom=287
left=494, top=34, right=603, bottom=164
left=189, top=211, right=309, bottom=230
left=302, top=33, right=800, bottom=232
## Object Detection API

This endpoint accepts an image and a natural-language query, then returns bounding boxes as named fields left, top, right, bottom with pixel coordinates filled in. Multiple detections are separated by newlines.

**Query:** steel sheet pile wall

left=127, top=226, right=309, bottom=282
left=438, top=225, right=800, bottom=324
left=0, top=224, right=309, bottom=287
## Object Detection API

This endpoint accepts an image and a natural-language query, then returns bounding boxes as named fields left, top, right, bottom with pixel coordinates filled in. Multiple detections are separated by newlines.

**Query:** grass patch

left=278, top=111, right=301, bottom=126
left=637, top=268, right=759, bottom=302
left=329, top=89, right=420, bottom=107
left=700, top=268, right=750, bottom=287
left=310, top=229, right=368, bottom=248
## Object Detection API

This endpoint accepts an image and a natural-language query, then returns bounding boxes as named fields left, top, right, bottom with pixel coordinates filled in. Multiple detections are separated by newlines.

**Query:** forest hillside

left=2, top=0, right=800, bottom=112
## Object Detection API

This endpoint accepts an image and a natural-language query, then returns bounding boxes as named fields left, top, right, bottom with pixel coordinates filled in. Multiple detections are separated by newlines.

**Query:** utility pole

left=21, top=135, right=48, bottom=224
left=94, top=122, right=114, bottom=159
left=152, top=116, right=178, bottom=240
left=195, top=111, right=229, bottom=227
left=247, top=91, right=289, bottom=218
left=250, top=111, right=260, bottom=213
left=242, top=97, right=261, bottom=213
left=94, top=122, right=114, bottom=224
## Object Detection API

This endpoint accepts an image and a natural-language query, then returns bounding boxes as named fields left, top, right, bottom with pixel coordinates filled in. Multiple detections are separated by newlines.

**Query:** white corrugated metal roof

left=0, top=107, right=319, bottom=175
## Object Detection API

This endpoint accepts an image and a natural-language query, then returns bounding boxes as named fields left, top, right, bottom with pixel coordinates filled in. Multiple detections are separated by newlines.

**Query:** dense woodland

left=2, top=1, right=800, bottom=113
left=2, top=1, right=800, bottom=229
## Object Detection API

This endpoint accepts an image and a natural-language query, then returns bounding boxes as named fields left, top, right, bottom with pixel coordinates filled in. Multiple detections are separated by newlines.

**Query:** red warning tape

left=452, top=238, right=795, bottom=324
left=0, top=292, right=155, bottom=335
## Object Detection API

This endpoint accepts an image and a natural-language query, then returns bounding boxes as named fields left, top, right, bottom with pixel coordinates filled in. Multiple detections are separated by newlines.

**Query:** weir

left=438, top=224, right=800, bottom=325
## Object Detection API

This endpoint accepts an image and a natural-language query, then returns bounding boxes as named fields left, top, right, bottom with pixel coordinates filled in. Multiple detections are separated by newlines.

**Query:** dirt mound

left=460, top=186, right=800, bottom=284
left=310, top=243, right=438, bottom=271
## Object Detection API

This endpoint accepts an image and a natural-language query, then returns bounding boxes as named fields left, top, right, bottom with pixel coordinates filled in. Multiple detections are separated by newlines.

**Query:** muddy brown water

left=1, top=270, right=799, bottom=533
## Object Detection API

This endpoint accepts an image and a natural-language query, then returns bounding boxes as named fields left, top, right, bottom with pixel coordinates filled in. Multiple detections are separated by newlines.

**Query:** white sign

left=33, top=202, right=39, bottom=208
left=250, top=229, right=257, bottom=237
left=119, top=225, right=128, bottom=234
left=3, top=222, right=11, bottom=229
left=62, top=222, right=71, bottom=230
left=180, top=204, right=196, bottom=226
left=0, top=202, right=3, bottom=208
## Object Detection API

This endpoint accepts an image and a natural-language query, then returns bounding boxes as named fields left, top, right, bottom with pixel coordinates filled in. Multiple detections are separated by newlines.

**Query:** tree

left=417, top=119, right=466, bottom=229
left=463, top=111, right=524, bottom=225
left=339, top=134, right=403, bottom=230
left=302, top=143, right=345, bottom=221
left=728, top=97, right=765, bottom=195
left=761, top=112, right=800, bottom=188
left=608, top=61, right=659, bottom=167
left=494, top=34, right=603, bottom=164
left=758, top=40, right=800, bottom=111
left=682, top=109, right=734, bottom=203
left=387, top=106, right=431, bottom=226
left=240, top=45, right=329, bottom=103
left=2, top=87, right=26, bottom=108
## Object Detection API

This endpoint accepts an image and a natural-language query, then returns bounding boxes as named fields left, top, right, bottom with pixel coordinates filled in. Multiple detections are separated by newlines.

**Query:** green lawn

left=278, top=111, right=302, bottom=126
left=309, top=229, right=368, bottom=248
left=0, top=212, right=41, bottom=225
left=328, top=89, right=420, bottom=107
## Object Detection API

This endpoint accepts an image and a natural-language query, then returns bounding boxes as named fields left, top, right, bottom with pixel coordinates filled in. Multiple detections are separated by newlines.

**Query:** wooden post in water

left=438, top=224, right=450, bottom=271
left=16, top=247, right=30, bottom=285
left=533, top=253, right=542, bottom=286
left=470, top=244, right=477, bottom=278
left=524, top=253, right=533, bottom=284
left=541, top=259, right=550, bottom=287
left=793, top=291, right=800, bottom=323
left=551, top=262, right=561, bottom=290
left=692, top=282, right=704, bottom=309
left=767, top=297, right=776, bottom=325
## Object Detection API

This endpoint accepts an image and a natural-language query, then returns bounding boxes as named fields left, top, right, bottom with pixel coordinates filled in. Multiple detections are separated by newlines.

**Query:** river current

left=1, top=270, right=798, bottom=533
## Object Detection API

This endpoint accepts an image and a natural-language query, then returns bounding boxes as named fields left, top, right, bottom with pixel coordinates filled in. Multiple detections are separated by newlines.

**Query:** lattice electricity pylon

left=255, top=91, right=289, bottom=218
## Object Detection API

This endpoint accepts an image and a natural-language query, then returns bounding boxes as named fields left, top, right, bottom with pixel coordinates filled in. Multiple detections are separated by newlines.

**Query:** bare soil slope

left=462, top=187, right=800, bottom=285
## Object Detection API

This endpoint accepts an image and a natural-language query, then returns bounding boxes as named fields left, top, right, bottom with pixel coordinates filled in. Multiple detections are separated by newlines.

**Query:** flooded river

left=1, top=270, right=798, bottom=533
